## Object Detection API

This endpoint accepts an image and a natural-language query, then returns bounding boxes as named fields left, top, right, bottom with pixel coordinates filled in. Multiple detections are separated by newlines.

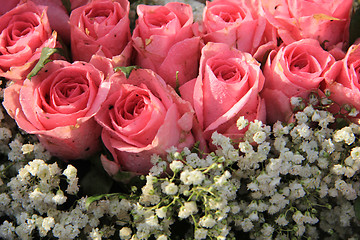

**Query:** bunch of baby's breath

left=1, top=87, right=360, bottom=240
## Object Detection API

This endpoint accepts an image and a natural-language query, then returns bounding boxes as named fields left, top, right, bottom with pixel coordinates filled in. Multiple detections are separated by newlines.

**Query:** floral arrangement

left=1, top=0, right=360, bottom=239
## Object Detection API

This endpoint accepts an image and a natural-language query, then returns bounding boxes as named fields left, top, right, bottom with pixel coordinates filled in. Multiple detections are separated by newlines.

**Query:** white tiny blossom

left=169, top=160, right=184, bottom=172
left=0, top=127, right=12, bottom=140
left=290, top=97, right=302, bottom=107
left=156, top=207, right=167, bottom=219
left=253, top=131, right=267, bottom=144
left=333, top=127, right=355, bottom=145
left=119, top=227, right=132, bottom=240
left=157, top=235, right=168, bottom=240
left=164, top=182, right=178, bottom=195
left=240, top=218, right=254, bottom=232
left=63, top=165, right=77, bottom=180
left=199, top=215, right=217, bottom=228
left=194, top=228, right=208, bottom=240
left=53, top=190, right=67, bottom=205
left=89, top=228, right=102, bottom=240
left=42, top=216, right=55, bottom=232
left=237, top=116, right=249, bottom=130
left=178, top=201, right=198, bottom=219
left=295, top=111, right=308, bottom=123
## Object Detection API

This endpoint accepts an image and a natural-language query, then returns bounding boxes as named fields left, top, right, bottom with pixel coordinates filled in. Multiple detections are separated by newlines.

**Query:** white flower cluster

left=121, top=139, right=243, bottom=240
left=1, top=90, right=360, bottom=239
left=229, top=98, right=360, bottom=239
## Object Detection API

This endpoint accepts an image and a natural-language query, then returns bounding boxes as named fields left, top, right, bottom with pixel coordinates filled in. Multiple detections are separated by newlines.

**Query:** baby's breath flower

left=178, top=201, right=198, bottom=219
left=164, top=182, right=178, bottom=195
left=119, top=227, right=132, bottom=240
left=169, top=160, right=184, bottom=172
left=237, top=116, right=249, bottom=130
left=194, top=228, right=208, bottom=239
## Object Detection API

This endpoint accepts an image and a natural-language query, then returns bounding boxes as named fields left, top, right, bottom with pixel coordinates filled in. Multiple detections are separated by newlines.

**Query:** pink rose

left=132, top=2, right=201, bottom=88
left=261, top=0, right=352, bottom=49
left=323, top=43, right=360, bottom=118
left=0, top=0, right=19, bottom=15
left=2, top=60, right=111, bottom=160
left=95, top=68, right=195, bottom=175
left=179, top=42, right=266, bottom=144
left=0, top=1, right=57, bottom=81
left=201, top=0, right=277, bottom=61
left=261, top=39, right=335, bottom=123
left=70, top=0, right=132, bottom=65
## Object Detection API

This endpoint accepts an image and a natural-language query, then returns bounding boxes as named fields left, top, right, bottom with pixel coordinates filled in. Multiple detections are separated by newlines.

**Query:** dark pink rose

left=2, top=60, right=111, bottom=160
left=0, top=0, right=19, bottom=15
left=323, top=43, right=360, bottom=118
left=261, top=0, right=352, bottom=49
left=70, top=0, right=132, bottom=65
left=0, top=1, right=57, bottom=81
left=132, top=2, right=201, bottom=88
left=31, top=0, right=71, bottom=44
left=179, top=42, right=266, bottom=144
left=201, top=0, right=277, bottom=61
left=95, top=68, right=195, bottom=175
left=261, top=39, right=335, bottom=123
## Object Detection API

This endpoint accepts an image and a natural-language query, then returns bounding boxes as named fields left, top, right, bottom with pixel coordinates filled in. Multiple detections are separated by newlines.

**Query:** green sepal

left=27, top=47, right=64, bottom=80
left=114, top=66, right=139, bottom=78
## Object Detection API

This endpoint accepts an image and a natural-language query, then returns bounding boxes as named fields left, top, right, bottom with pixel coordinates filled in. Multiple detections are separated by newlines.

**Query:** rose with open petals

left=261, top=0, right=352, bottom=49
left=95, top=68, right=195, bottom=175
left=261, top=39, right=335, bottom=123
left=323, top=43, right=360, bottom=118
left=0, top=1, right=57, bottom=81
left=2, top=60, right=111, bottom=160
left=70, top=0, right=132, bottom=65
left=201, top=0, right=277, bottom=61
left=179, top=42, right=266, bottom=144
left=132, top=2, right=201, bottom=88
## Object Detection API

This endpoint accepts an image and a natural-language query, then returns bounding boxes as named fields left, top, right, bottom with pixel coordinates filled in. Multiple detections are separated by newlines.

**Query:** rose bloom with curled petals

left=201, top=0, right=277, bottom=61
left=179, top=42, right=266, bottom=145
left=2, top=60, right=111, bottom=160
left=261, top=38, right=335, bottom=123
left=132, top=2, right=201, bottom=88
left=323, top=43, right=360, bottom=119
left=95, top=68, right=196, bottom=175
left=260, top=0, right=353, bottom=50
left=0, top=1, right=58, bottom=81
left=70, top=0, right=132, bottom=66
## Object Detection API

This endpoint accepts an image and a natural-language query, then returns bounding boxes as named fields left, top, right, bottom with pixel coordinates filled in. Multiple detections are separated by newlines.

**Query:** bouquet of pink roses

left=1, top=0, right=360, bottom=239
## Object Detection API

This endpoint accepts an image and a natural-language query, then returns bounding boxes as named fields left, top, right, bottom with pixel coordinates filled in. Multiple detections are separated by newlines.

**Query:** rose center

left=212, top=63, right=241, bottom=82
left=146, top=8, right=173, bottom=27
left=119, top=92, right=147, bottom=120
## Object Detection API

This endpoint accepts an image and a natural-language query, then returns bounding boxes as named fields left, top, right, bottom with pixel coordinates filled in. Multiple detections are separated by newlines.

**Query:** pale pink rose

left=95, top=68, right=195, bottom=175
left=261, top=39, right=335, bottom=123
left=323, top=43, right=360, bottom=118
left=2, top=60, right=111, bottom=160
left=0, top=1, right=57, bottom=81
left=179, top=42, right=266, bottom=144
left=261, top=0, right=352, bottom=49
left=132, top=2, right=201, bottom=88
left=201, top=0, right=277, bottom=61
left=70, top=0, right=132, bottom=66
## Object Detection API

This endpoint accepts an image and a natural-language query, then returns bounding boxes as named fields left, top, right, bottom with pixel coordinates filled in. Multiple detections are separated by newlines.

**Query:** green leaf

left=27, top=47, right=63, bottom=80
left=61, top=0, right=71, bottom=14
left=355, top=198, right=360, bottom=221
left=114, top=66, right=139, bottom=78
